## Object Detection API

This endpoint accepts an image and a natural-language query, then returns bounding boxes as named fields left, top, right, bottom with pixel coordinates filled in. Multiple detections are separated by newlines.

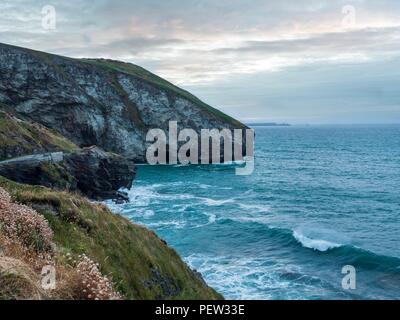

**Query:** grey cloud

left=49, top=37, right=186, bottom=58
left=184, top=58, right=400, bottom=124
left=1, top=0, right=400, bottom=123
left=213, top=27, right=400, bottom=55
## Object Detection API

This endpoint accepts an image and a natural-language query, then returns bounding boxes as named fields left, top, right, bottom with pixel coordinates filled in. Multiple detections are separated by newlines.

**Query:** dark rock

left=0, top=153, right=75, bottom=191
left=63, top=146, right=136, bottom=200
left=192, top=269, right=207, bottom=286
left=114, top=190, right=130, bottom=204
left=0, top=147, right=135, bottom=200
left=143, top=267, right=181, bottom=299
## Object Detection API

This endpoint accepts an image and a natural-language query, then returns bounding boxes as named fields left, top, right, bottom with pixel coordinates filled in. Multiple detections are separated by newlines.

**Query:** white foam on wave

left=293, top=229, right=344, bottom=252
left=124, top=184, right=196, bottom=205
left=103, top=200, right=123, bottom=214
left=124, top=185, right=160, bottom=206
left=184, top=254, right=315, bottom=300
left=201, top=198, right=235, bottom=206
left=124, top=207, right=155, bottom=219
left=112, top=182, right=236, bottom=213
left=198, top=184, right=212, bottom=189
left=239, top=203, right=271, bottom=213
left=187, top=215, right=218, bottom=229
left=147, top=220, right=186, bottom=229
left=229, top=216, right=273, bottom=225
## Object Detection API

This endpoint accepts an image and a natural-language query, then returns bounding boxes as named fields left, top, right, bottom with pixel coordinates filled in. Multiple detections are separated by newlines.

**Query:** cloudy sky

left=1, top=0, right=400, bottom=124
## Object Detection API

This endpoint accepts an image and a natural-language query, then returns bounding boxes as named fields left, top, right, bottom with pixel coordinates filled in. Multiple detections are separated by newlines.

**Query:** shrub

left=0, top=187, right=121, bottom=299
left=0, top=187, right=53, bottom=252
left=65, top=254, right=121, bottom=300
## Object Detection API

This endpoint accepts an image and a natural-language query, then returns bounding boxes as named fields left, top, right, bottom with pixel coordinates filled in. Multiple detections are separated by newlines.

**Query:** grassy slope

left=0, top=176, right=222, bottom=300
left=0, top=110, right=78, bottom=161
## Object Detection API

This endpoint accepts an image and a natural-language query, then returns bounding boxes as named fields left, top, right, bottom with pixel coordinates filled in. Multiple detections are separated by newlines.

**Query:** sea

left=106, top=125, right=400, bottom=300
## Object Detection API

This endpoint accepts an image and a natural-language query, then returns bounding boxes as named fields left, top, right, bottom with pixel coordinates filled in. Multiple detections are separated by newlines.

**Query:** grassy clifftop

left=0, top=110, right=78, bottom=161
left=0, top=176, right=222, bottom=300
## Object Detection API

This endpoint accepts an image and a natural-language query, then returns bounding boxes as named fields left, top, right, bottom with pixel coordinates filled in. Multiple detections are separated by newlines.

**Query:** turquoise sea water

left=107, top=125, right=400, bottom=300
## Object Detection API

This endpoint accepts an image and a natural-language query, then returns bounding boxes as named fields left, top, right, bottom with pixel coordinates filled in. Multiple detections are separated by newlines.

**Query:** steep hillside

left=0, top=43, right=247, bottom=162
left=0, top=110, right=78, bottom=161
left=0, top=176, right=222, bottom=300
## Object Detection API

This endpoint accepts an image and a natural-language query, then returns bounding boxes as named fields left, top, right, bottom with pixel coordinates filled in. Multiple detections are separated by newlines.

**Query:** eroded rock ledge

left=0, top=147, right=135, bottom=200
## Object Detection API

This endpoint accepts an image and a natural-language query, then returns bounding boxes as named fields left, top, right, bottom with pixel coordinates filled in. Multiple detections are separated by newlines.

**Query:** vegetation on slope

left=0, top=185, right=120, bottom=300
left=0, top=257, right=45, bottom=300
left=0, top=110, right=78, bottom=161
left=0, top=176, right=222, bottom=300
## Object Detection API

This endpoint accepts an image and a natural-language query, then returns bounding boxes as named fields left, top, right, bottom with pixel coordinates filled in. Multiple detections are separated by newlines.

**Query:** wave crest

left=293, top=229, right=344, bottom=252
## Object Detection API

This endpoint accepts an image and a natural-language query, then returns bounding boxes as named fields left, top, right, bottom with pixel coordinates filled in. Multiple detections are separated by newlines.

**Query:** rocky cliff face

left=0, top=43, right=246, bottom=163
left=0, top=110, right=135, bottom=199
left=0, top=43, right=230, bottom=300
left=0, top=147, right=135, bottom=200
left=63, top=146, right=136, bottom=199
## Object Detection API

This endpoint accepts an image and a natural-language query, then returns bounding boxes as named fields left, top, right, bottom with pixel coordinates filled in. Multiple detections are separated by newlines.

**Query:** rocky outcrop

left=0, top=43, right=247, bottom=163
left=63, top=146, right=135, bottom=199
left=0, top=110, right=135, bottom=199
left=0, top=147, right=135, bottom=200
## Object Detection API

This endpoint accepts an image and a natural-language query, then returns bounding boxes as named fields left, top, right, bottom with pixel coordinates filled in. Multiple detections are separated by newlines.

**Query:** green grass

left=0, top=111, right=78, bottom=161
left=0, top=176, right=223, bottom=300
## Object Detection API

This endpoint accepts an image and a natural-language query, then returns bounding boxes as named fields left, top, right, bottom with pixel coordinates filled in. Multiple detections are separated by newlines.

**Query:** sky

left=1, top=0, right=400, bottom=124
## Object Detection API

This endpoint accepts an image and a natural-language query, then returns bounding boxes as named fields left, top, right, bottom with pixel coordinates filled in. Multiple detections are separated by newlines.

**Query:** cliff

left=0, top=42, right=246, bottom=163
left=0, top=110, right=135, bottom=200
left=0, top=42, right=236, bottom=300
left=0, top=177, right=222, bottom=300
